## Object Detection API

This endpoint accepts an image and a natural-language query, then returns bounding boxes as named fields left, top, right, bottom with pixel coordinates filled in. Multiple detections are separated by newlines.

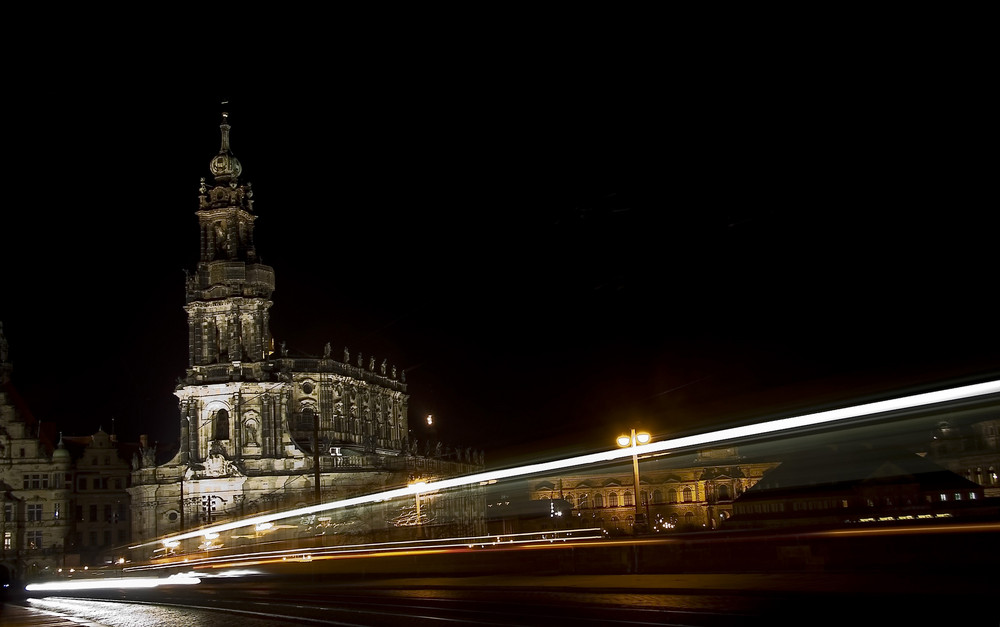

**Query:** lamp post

left=617, top=429, right=651, bottom=534
left=409, top=478, right=426, bottom=537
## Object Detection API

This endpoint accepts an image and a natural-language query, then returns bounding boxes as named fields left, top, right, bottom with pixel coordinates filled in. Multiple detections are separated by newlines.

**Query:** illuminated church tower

left=127, top=111, right=482, bottom=547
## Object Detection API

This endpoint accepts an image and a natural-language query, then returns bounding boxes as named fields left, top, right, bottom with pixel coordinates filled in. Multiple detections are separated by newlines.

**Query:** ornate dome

left=209, top=111, right=242, bottom=184
left=52, top=433, right=70, bottom=461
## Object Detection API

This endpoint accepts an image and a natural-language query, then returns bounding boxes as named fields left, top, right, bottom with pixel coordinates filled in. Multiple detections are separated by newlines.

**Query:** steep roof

left=741, top=443, right=980, bottom=500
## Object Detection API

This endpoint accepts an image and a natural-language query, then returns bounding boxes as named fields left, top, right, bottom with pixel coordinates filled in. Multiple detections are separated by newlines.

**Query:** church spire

left=209, top=110, right=243, bottom=186
left=184, top=108, right=275, bottom=373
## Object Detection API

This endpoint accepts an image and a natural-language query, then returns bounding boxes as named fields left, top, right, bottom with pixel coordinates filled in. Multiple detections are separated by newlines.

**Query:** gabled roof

left=741, top=444, right=980, bottom=500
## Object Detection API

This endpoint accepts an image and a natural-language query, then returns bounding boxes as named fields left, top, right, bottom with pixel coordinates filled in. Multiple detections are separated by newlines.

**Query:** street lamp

left=408, top=478, right=427, bottom=535
left=617, top=429, right=651, bottom=534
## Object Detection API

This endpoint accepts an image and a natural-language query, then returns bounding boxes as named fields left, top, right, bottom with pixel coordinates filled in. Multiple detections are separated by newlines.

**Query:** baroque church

left=127, top=112, right=484, bottom=546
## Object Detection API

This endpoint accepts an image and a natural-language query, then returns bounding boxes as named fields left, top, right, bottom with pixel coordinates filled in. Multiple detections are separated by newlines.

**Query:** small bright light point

left=426, top=414, right=433, bottom=426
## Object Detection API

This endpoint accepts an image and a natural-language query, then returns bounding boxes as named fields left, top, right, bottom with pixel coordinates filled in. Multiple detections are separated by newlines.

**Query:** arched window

left=683, top=487, right=693, bottom=503
left=667, top=488, right=678, bottom=503
left=624, top=491, right=634, bottom=507
left=594, top=493, right=604, bottom=508
left=652, top=489, right=663, bottom=504
left=609, top=492, right=619, bottom=507
left=297, top=407, right=315, bottom=431
left=717, top=485, right=731, bottom=501
left=214, top=409, right=230, bottom=440
left=577, top=494, right=589, bottom=509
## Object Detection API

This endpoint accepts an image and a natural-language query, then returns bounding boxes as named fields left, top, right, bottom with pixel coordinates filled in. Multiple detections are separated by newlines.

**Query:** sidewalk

left=0, top=601, right=107, bottom=626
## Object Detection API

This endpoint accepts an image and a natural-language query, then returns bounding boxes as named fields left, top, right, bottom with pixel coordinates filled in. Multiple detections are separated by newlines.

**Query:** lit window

left=27, top=530, right=43, bottom=549
left=969, top=492, right=977, bottom=500
left=53, top=503, right=61, bottom=520
left=954, top=493, right=962, bottom=501
left=940, top=493, right=947, bottom=501
left=3, top=531, right=10, bottom=550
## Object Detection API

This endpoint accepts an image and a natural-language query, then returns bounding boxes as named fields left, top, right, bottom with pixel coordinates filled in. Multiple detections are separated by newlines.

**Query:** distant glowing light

left=131, top=379, right=1000, bottom=551
left=426, top=414, right=433, bottom=426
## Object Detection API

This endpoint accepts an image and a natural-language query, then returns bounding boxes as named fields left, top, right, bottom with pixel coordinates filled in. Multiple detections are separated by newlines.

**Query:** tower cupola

left=209, top=111, right=243, bottom=185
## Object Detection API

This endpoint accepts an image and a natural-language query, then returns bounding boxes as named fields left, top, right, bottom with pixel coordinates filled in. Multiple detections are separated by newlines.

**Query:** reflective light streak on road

left=816, top=521, right=1000, bottom=537
left=125, top=521, right=1000, bottom=579
left=126, top=529, right=605, bottom=573
left=130, top=379, right=1000, bottom=551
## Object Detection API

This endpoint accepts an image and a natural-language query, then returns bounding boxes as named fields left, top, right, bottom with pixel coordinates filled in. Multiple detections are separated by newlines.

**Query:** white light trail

left=127, top=529, right=604, bottom=572
left=132, top=378, right=1000, bottom=549
left=25, top=574, right=200, bottom=592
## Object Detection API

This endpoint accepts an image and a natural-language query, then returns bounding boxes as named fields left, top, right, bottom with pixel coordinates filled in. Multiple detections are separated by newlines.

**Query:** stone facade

left=529, top=447, right=779, bottom=534
left=127, top=112, right=485, bottom=553
left=927, top=414, right=1000, bottom=498
left=62, top=429, right=132, bottom=565
left=0, top=324, right=73, bottom=582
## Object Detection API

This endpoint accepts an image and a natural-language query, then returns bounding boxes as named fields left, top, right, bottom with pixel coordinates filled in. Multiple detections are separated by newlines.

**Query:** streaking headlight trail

left=131, top=379, right=1000, bottom=550
left=25, top=574, right=200, bottom=592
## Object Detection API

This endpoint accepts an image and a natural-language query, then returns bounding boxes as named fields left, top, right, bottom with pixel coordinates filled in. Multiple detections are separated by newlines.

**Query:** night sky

left=3, top=43, right=997, bottom=466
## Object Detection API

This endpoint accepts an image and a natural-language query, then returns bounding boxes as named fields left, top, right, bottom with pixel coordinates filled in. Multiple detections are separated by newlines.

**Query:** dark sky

left=2, top=42, right=997, bottom=465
